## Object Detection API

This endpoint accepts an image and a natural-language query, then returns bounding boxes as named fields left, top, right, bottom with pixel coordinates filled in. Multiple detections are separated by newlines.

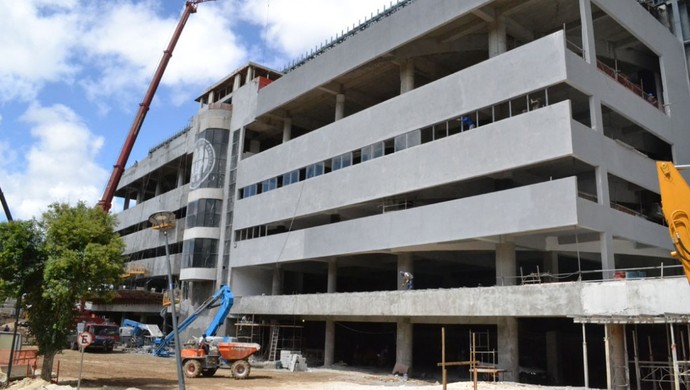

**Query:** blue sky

left=0, top=0, right=394, bottom=221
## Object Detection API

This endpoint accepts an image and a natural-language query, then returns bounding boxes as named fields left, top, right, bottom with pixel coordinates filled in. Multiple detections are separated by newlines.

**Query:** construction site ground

left=5, top=349, right=589, bottom=390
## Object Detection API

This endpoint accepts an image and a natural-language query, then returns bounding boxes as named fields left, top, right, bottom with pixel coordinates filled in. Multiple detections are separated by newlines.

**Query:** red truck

left=69, top=322, right=120, bottom=352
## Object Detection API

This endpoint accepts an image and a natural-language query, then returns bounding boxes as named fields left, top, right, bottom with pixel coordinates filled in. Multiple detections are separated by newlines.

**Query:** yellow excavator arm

left=657, top=161, right=690, bottom=283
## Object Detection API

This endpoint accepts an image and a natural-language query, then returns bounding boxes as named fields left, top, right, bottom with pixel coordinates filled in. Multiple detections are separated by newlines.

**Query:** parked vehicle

left=69, top=322, right=119, bottom=352
left=181, top=338, right=260, bottom=379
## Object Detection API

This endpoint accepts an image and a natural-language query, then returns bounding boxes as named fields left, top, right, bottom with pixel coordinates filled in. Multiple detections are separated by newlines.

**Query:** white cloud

left=0, top=0, right=82, bottom=103
left=0, top=103, right=107, bottom=220
left=0, top=0, right=398, bottom=221
left=78, top=0, right=248, bottom=109
left=240, top=0, right=394, bottom=59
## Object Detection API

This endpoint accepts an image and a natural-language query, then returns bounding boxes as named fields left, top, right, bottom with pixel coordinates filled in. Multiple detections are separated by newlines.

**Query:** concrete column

left=595, top=166, right=610, bottom=207
left=327, top=258, right=337, bottom=293
left=136, top=185, right=144, bottom=204
left=543, top=251, right=559, bottom=276
left=497, top=317, right=519, bottom=381
left=177, top=169, right=185, bottom=188
left=271, top=265, right=282, bottom=295
left=123, top=197, right=130, bottom=210
left=245, top=66, right=254, bottom=84
left=579, top=0, right=597, bottom=64
left=282, top=117, right=292, bottom=143
left=606, top=324, right=627, bottom=389
left=295, top=272, right=304, bottom=294
left=233, top=74, right=242, bottom=91
left=595, top=166, right=614, bottom=279
left=496, top=241, right=516, bottom=286
left=546, top=331, right=562, bottom=384
left=600, top=231, right=615, bottom=280
left=400, top=59, right=415, bottom=94
left=589, top=96, right=604, bottom=132
left=488, top=10, right=507, bottom=58
left=335, top=93, right=346, bottom=121
left=208, top=90, right=215, bottom=104
left=154, top=179, right=162, bottom=197
left=394, top=318, right=413, bottom=375
left=324, top=320, right=335, bottom=366
left=397, top=253, right=413, bottom=290
left=670, top=0, right=684, bottom=42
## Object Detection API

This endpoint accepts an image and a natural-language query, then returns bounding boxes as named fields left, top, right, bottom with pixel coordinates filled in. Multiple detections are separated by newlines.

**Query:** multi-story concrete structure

left=107, top=0, right=690, bottom=387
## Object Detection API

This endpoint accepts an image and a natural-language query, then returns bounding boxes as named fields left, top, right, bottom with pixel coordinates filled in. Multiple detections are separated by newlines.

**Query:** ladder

left=268, top=325, right=279, bottom=361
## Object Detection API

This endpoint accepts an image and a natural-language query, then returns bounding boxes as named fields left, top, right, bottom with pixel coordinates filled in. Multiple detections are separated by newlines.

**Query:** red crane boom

left=98, top=1, right=210, bottom=211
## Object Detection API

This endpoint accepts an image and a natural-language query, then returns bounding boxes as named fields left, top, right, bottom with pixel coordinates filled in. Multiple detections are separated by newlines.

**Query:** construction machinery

left=119, top=319, right=164, bottom=348
left=152, top=285, right=261, bottom=378
left=656, top=161, right=690, bottom=283
left=181, top=338, right=260, bottom=379
left=97, top=0, right=211, bottom=212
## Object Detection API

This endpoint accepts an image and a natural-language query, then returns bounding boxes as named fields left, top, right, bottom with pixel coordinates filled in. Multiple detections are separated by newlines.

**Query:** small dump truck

left=181, top=339, right=261, bottom=379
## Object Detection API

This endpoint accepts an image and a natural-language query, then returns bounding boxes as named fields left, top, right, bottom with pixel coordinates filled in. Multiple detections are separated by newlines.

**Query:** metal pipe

left=0, top=186, right=12, bottom=221
left=582, top=323, right=589, bottom=389
left=4, top=295, right=21, bottom=387
left=164, top=230, right=185, bottom=390
left=671, top=324, right=681, bottom=390
left=0, top=185, right=19, bottom=388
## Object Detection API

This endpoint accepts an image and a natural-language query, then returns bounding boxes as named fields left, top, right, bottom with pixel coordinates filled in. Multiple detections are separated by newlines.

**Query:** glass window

left=332, top=152, right=352, bottom=171
left=283, top=170, right=300, bottom=186
left=361, top=142, right=384, bottom=162
left=185, top=199, right=222, bottom=228
left=306, top=162, right=324, bottom=178
left=394, top=129, right=421, bottom=152
left=261, top=177, right=277, bottom=192
left=242, top=184, right=257, bottom=198
left=181, top=238, right=218, bottom=268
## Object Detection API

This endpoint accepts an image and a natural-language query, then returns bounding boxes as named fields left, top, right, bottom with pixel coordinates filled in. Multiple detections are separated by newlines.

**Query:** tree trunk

left=40, top=351, right=56, bottom=382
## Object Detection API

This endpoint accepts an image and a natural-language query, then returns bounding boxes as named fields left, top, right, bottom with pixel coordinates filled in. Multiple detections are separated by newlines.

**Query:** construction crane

left=98, top=0, right=212, bottom=212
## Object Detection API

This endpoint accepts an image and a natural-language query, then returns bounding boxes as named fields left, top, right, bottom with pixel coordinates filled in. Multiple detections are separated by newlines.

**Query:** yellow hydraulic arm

left=657, top=161, right=690, bottom=283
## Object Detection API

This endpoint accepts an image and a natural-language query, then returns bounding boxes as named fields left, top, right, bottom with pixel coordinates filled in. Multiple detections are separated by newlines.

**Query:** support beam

left=394, top=318, right=413, bottom=375
left=579, top=0, right=597, bottom=64
left=324, top=320, right=335, bottom=366
left=497, top=317, right=519, bottom=381
left=496, top=241, right=516, bottom=286
left=327, top=258, right=337, bottom=293
left=271, top=265, right=282, bottom=295
left=400, top=59, right=415, bottom=94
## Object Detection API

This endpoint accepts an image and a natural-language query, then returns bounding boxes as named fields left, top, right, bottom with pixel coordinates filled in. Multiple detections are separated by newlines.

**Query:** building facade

left=108, top=0, right=690, bottom=387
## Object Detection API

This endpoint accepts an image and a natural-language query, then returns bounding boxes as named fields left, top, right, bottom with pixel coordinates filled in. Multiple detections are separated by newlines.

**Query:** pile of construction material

left=279, top=350, right=307, bottom=372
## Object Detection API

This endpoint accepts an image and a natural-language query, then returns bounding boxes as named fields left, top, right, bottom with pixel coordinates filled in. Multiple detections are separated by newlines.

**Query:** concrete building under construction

left=102, top=0, right=690, bottom=387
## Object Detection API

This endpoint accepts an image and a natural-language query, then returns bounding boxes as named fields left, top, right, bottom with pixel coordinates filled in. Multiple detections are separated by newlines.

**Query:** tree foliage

left=0, top=202, right=125, bottom=381
left=0, top=220, right=44, bottom=302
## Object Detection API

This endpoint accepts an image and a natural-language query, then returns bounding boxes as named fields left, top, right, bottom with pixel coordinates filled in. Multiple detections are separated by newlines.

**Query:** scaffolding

left=574, top=314, right=690, bottom=390
left=234, top=316, right=304, bottom=362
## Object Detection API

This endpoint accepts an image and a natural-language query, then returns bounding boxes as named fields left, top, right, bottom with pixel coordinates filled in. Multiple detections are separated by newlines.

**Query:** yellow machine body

left=657, top=161, right=690, bottom=283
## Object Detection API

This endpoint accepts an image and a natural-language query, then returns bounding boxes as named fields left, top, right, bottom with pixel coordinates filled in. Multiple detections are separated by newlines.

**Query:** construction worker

left=200, top=333, right=210, bottom=354
left=400, top=271, right=414, bottom=290
left=460, top=116, right=475, bottom=130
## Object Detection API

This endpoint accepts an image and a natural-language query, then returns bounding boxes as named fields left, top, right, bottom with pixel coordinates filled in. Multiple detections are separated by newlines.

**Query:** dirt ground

left=6, top=349, right=587, bottom=390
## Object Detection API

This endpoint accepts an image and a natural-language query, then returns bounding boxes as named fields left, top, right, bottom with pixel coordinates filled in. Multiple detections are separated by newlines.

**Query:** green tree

left=0, top=202, right=125, bottom=381
left=0, top=219, right=44, bottom=312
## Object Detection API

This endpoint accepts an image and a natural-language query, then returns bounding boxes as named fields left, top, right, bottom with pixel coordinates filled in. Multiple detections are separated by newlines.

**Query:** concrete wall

left=239, top=32, right=568, bottom=189
left=232, top=177, right=580, bottom=266
left=231, top=277, right=690, bottom=319
left=256, top=0, right=491, bottom=116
